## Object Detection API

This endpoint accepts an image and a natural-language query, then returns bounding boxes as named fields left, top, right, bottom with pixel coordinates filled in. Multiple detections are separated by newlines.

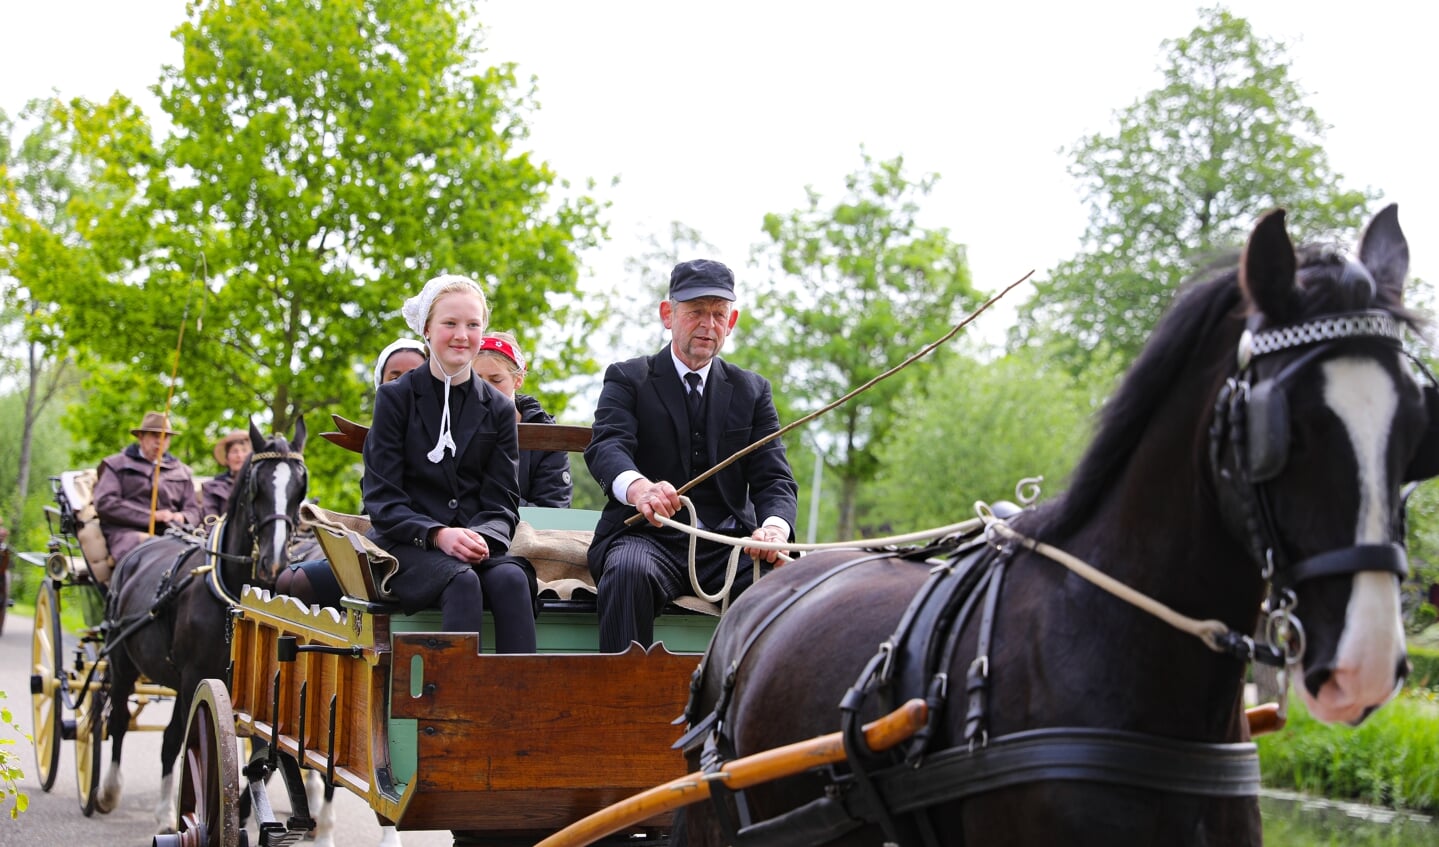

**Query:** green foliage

left=863, top=345, right=1116, bottom=534
left=0, top=691, right=30, bottom=818
left=13, top=0, right=605, bottom=504
left=1257, top=691, right=1439, bottom=813
left=1018, top=6, right=1375, bottom=370
left=1409, top=645, right=1439, bottom=690
left=746, top=149, right=980, bottom=539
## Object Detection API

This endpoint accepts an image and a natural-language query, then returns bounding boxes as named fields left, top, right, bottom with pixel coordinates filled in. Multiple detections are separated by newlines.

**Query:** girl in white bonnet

left=360, top=275, right=537, bottom=650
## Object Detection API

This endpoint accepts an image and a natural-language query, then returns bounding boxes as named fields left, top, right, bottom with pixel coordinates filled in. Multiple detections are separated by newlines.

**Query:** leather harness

left=677, top=303, right=1423, bottom=847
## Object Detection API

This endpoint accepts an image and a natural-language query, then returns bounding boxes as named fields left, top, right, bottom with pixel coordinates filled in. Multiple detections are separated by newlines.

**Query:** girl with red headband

left=474, top=331, right=573, bottom=508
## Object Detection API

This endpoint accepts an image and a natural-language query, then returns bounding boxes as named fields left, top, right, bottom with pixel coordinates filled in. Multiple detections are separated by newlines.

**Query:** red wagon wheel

left=155, top=679, right=241, bottom=847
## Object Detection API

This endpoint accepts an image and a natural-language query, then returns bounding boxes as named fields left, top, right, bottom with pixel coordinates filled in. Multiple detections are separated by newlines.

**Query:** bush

left=1257, top=691, right=1439, bottom=813
left=1411, top=645, right=1439, bottom=690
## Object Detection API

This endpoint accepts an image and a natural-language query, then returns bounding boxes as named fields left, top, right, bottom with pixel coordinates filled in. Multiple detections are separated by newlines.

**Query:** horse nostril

left=1303, top=666, right=1332, bottom=698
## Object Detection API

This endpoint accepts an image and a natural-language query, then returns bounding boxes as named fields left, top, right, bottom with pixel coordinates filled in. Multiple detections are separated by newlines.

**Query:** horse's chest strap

left=868, top=727, right=1260, bottom=809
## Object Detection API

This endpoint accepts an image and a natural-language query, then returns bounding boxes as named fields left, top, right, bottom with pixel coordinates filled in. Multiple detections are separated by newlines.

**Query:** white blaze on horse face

left=269, top=462, right=292, bottom=567
left=1303, top=358, right=1406, bottom=723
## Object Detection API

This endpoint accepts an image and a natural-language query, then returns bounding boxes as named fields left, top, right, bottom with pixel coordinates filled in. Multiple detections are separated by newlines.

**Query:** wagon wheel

left=73, top=646, right=106, bottom=817
left=30, top=579, right=64, bottom=792
left=165, top=679, right=241, bottom=847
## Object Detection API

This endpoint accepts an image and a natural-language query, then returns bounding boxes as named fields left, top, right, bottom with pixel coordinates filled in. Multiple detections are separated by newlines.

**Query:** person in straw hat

left=201, top=429, right=254, bottom=522
left=93, top=411, right=202, bottom=566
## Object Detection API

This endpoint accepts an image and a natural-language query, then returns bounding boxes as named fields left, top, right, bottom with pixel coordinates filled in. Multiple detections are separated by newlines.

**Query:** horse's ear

left=292, top=415, right=307, bottom=452
left=1240, top=208, right=1301, bottom=324
left=1358, top=204, right=1409, bottom=306
left=249, top=416, right=264, bottom=450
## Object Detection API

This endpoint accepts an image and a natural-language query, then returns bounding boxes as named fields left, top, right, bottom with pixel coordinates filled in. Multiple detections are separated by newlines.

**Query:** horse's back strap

left=874, top=727, right=1260, bottom=811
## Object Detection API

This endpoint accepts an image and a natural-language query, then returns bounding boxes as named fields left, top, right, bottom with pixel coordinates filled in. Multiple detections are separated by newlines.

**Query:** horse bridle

left=208, top=448, right=307, bottom=602
left=1208, top=304, right=1428, bottom=669
left=243, top=449, right=307, bottom=540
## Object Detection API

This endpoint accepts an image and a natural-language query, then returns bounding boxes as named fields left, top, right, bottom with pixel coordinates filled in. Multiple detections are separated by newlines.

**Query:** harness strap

left=1283, top=542, right=1407, bottom=585
left=964, top=562, right=1006, bottom=747
left=722, top=728, right=1259, bottom=847
left=867, top=727, right=1261, bottom=813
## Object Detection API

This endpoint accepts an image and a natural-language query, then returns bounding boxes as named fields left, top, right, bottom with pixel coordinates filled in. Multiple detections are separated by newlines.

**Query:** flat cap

left=669, top=259, right=736, bottom=302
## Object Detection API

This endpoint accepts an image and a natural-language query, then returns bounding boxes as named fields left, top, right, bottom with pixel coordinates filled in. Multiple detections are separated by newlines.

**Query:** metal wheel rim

left=74, top=649, right=104, bottom=816
left=175, top=679, right=240, bottom=847
left=30, top=581, right=63, bottom=792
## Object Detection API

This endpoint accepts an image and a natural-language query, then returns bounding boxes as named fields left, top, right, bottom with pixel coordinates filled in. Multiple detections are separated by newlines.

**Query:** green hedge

left=1411, top=645, right=1439, bottom=690
left=1257, top=691, right=1439, bottom=812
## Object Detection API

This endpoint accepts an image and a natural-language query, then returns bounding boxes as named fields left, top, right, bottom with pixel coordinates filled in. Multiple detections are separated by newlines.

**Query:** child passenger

left=362, top=275, right=536, bottom=650
left=472, top=331, right=574, bottom=508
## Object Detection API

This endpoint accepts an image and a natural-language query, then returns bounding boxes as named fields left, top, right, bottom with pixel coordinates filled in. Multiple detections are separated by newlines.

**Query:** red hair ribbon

left=478, top=335, right=522, bottom=368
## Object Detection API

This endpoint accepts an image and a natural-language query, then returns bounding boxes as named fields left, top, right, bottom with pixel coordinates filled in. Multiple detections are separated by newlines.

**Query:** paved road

left=0, top=611, right=453, bottom=847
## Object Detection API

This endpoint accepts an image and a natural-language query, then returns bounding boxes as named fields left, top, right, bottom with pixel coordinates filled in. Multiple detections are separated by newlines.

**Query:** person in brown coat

left=201, top=429, right=252, bottom=521
left=94, top=411, right=202, bottom=565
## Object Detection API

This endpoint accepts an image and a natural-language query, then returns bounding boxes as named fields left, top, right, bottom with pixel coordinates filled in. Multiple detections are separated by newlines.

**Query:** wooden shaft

left=535, top=699, right=929, bottom=847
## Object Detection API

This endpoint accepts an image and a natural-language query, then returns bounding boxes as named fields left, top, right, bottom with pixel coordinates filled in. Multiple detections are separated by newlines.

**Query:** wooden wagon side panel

left=230, top=588, right=401, bottom=813
left=387, top=636, right=697, bottom=832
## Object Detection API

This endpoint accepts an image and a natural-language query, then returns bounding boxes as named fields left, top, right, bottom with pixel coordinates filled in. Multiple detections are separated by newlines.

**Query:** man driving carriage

left=94, top=411, right=202, bottom=568
left=585, top=259, right=799, bottom=653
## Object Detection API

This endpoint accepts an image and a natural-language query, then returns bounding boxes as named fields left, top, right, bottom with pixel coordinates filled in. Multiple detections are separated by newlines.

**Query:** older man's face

left=138, top=431, right=170, bottom=462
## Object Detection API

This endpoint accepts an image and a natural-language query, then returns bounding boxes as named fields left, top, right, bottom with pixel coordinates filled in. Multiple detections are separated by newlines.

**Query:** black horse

left=679, top=206, right=1430, bottom=846
left=96, top=418, right=307, bottom=833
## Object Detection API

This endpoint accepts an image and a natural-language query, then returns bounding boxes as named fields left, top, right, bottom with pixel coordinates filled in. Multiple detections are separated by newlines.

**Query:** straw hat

left=213, top=430, right=250, bottom=466
left=130, top=411, right=178, bottom=437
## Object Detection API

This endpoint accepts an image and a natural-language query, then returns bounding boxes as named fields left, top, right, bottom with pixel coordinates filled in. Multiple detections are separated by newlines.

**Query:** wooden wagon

left=159, top=422, right=724, bottom=846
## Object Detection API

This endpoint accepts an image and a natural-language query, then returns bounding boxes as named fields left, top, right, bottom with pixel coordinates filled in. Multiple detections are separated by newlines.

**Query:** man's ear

left=660, top=300, right=674, bottom=328
left=727, top=309, right=739, bottom=331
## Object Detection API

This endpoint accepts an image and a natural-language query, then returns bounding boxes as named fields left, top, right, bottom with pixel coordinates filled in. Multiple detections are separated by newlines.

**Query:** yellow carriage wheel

left=73, top=643, right=105, bottom=817
left=30, top=580, right=63, bottom=792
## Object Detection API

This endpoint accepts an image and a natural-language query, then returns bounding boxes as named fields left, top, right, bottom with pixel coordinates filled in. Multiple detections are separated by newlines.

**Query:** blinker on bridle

left=1213, top=305, right=1418, bottom=597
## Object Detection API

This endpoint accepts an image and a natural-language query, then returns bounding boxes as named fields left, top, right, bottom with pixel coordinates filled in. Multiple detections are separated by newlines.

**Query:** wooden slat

left=319, top=414, right=591, bottom=454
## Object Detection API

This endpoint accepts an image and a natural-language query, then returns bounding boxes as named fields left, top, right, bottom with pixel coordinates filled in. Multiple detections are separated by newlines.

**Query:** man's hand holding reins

left=627, top=479, right=682, bottom=527
left=745, top=524, right=789, bottom=565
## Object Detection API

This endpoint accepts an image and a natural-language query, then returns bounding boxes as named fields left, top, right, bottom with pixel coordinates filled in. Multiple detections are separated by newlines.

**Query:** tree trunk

left=836, top=474, right=859, bottom=542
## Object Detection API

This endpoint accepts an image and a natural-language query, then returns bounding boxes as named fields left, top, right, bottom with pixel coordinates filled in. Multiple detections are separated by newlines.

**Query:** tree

left=745, top=150, right=979, bottom=540
left=864, top=344, right=1117, bottom=534
left=20, top=0, right=606, bottom=509
left=612, top=221, right=717, bottom=356
left=0, top=100, right=90, bottom=533
left=1017, top=6, right=1375, bottom=370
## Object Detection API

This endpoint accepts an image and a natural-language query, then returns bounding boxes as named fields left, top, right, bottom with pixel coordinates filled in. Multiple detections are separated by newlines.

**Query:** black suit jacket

left=362, top=366, right=520, bottom=555
left=585, top=349, right=799, bottom=575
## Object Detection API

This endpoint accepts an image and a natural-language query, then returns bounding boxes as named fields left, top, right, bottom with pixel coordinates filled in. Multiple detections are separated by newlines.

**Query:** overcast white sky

left=3, top=1, right=1435, bottom=327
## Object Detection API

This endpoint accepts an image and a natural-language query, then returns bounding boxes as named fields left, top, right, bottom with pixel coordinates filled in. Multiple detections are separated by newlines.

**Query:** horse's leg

left=97, top=650, right=137, bottom=814
left=306, top=770, right=334, bottom=846
left=153, top=681, right=190, bottom=833
left=304, top=769, right=402, bottom=847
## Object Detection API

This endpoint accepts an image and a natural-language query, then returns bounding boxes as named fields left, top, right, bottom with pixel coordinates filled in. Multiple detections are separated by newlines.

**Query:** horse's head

left=227, top=416, right=309, bottom=587
left=1211, top=205, right=1433, bottom=724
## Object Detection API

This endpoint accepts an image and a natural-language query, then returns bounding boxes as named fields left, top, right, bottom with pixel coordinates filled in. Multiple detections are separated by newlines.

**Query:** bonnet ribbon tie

left=427, top=359, right=469, bottom=463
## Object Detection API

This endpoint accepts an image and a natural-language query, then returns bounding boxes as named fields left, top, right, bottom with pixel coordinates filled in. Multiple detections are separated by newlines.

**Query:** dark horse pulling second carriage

left=645, top=206, right=1429, bottom=847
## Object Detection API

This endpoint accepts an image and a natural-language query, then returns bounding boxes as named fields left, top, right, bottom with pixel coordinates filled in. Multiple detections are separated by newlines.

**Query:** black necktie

left=684, top=372, right=703, bottom=421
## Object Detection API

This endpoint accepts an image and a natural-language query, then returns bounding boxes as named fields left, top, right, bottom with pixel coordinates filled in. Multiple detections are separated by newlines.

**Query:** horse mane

left=1034, top=240, right=1424, bottom=542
